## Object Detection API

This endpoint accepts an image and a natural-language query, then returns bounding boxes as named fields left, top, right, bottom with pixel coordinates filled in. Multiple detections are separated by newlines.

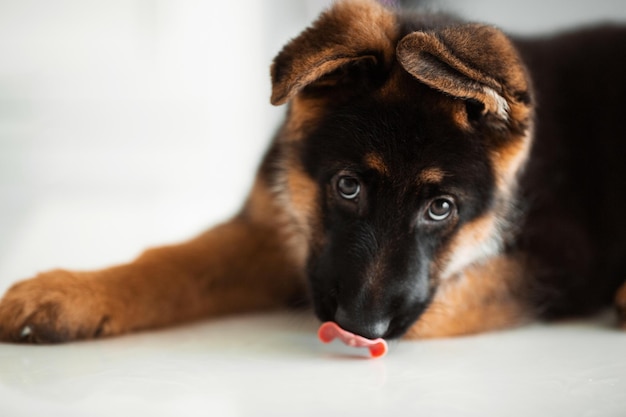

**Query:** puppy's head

left=271, top=0, right=533, bottom=339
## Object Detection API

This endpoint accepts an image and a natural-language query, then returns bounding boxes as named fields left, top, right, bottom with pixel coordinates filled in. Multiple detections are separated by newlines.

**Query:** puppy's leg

left=614, top=281, right=626, bottom=329
left=405, top=254, right=533, bottom=339
left=0, top=181, right=306, bottom=343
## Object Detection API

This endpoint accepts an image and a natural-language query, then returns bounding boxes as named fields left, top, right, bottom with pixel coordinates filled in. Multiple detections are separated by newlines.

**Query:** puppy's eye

left=427, top=198, right=455, bottom=221
left=336, top=176, right=361, bottom=200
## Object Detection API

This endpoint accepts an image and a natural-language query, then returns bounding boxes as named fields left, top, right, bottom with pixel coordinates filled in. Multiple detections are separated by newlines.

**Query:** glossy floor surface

left=1, top=310, right=625, bottom=417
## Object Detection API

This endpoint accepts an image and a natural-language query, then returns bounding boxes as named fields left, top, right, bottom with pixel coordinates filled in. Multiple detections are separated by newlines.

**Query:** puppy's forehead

left=299, top=77, right=492, bottom=188
left=365, top=151, right=445, bottom=183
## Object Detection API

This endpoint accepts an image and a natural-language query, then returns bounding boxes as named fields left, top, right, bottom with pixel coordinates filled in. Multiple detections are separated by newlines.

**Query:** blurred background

left=1, top=0, right=625, bottom=289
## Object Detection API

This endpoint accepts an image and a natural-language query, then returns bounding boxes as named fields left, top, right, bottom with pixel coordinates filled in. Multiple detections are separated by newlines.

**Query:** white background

left=0, top=1, right=625, bottom=416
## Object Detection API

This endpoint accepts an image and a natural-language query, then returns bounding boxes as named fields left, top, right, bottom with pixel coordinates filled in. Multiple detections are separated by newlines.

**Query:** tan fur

left=397, top=25, right=530, bottom=122
left=489, top=133, right=532, bottom=194
left=438, top=213, right=501, bottom=280
left=614, top=282, right=626, bottom=329
left=284, top=96, right=326, bottom=142
left=270, top=0, right=398, bottom=105
left=406, top=255, right=530, bottom=338
left=450, top=101, right=473, bottom=130
left=418, top=167, right=446, bottom=184
left=364, top=153, right=390, bottom=176
left=283, top=160, right=320, bottom=248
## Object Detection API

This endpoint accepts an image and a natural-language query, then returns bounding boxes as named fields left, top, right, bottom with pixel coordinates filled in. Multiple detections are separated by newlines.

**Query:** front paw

left=615, top=281, right=626, bottom=330
left=0, top=270, right=113, bottom=343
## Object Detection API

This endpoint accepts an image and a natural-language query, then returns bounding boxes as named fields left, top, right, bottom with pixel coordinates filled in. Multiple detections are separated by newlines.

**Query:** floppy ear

left=270, top=0, right=397, bottom=106
left=397, top=24, right=531, bottom=123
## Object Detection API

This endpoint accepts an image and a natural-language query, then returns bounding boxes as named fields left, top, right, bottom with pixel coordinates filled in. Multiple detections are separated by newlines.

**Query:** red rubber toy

left=317, top=321, right=388, bottom=358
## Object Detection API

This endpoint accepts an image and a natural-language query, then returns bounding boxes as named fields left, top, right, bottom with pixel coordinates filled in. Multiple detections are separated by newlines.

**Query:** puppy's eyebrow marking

left=364, top=153, right=389, bottom=175
left=418, top=167, right=446, bottom=184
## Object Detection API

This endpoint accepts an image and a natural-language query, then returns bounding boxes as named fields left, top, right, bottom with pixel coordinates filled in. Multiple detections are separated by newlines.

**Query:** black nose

left=335, top=307, right=391, bottom=339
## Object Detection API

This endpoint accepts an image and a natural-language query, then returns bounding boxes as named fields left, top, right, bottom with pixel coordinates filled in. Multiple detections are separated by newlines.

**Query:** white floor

left=0, top=307, right=625, bottom=416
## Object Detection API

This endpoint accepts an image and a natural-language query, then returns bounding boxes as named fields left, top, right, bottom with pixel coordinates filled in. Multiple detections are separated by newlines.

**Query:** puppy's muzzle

left=334, top=306, right=391, bottom=340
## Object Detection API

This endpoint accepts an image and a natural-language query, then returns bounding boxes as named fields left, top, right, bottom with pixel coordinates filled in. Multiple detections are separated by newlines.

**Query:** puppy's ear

left=397, top=24, right=531, bottom=124
left=270, top=0, right=397, bottom=106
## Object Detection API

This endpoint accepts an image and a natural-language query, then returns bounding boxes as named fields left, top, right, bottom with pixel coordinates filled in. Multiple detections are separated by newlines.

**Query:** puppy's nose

left=335, top=307, right=390, bottom=339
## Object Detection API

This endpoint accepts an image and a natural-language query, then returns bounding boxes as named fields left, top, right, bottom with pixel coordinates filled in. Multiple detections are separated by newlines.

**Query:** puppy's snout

left=335, top=307, right=391, bottom=340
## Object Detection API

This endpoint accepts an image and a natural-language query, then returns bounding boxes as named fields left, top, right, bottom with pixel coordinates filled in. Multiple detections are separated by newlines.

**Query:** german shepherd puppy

left=1, top=0, right=625, bottom=344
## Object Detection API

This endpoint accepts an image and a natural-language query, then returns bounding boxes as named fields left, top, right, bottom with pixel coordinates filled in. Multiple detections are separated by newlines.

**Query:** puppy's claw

left=20, top=325, right=32, bottom=339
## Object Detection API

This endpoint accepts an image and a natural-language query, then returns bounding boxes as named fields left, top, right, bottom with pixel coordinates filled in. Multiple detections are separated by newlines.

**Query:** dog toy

left=317, top=321, right=388, bottom=358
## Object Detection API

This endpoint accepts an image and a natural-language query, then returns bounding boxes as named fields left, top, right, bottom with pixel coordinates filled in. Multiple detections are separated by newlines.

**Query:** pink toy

left=317, top=321, right=388, bottom=358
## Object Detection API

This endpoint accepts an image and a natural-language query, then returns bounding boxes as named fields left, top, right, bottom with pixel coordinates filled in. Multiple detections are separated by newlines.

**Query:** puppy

left=1, top=0, right=625, bottom=344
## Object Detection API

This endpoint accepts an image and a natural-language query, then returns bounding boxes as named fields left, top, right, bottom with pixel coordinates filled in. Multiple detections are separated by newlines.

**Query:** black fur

left=299, top=93, right=496, bottom=338
left=264, top=6, right=626, bottom=339
left=514, top=27, right=626, bottom=317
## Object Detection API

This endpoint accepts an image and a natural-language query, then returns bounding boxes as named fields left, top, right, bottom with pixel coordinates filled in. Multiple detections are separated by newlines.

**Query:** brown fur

left=397, top=24, right=530, bottom=123
left=270, top=0, right=398, bottom=106
left=284, top=96, right=327, bottom=141
left=418, top=167, right=446, bottom=184
left=0, top=180, right=306, bottom=342
left=364, top=153, right=390, bottom=176
left=407, top=255, right=530, bottom=338
left=615, top=283, right=626, bottom=329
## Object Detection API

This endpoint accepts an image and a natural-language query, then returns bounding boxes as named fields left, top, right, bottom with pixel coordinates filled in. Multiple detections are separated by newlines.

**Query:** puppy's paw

left=615, top=281, right=626, bottom=330
left=0, top=270, right=114, bottom=343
